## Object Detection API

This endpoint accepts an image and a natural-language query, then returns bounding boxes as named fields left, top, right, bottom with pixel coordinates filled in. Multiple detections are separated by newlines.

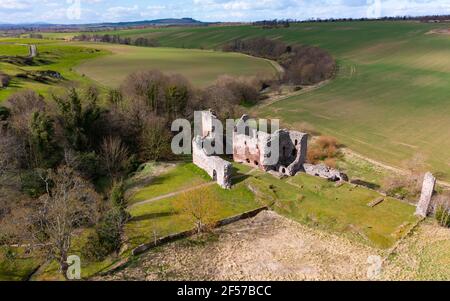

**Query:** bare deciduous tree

left=32, top=166, right=100, bottom=278
left=140, top=116, right=173, bottom=161
left=100, top=136, right=129, bottom=179
left=0, top=204, right=33, bottom=246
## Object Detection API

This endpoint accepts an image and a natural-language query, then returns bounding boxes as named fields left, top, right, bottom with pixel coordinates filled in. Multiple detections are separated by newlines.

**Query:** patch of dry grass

left=382, top=220, right=450, bottom=280
left=97, top=211, right=381, bottom=281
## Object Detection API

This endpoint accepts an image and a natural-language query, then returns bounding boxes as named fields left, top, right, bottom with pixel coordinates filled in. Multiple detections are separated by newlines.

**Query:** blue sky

left=0, top=0, right=449, bottom=24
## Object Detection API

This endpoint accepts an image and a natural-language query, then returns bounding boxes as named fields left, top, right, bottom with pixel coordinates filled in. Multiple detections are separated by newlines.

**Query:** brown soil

left=427, top=28, right=450, bottom=35
left=96, top=211, right=380, bottom=281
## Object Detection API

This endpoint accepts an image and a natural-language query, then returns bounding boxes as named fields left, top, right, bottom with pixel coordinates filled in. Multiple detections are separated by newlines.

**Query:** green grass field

left=1, top=37, right=277, bottom=101
left=248, top=170, right=418, bottom=249
left=126, top=182, right=260, bottom=251
left=0, top=44, right=29, bottom=56
left=255, top=24, right=450, bottom=180
left=0, top=39, right=108, bottom=102
left=66, top=22, right=450, bottom=179
left=73, top=43, right=277, bottom=88
left=128, top=163, right=210, bottom=205
left=126, top=162, right=417, bottom=250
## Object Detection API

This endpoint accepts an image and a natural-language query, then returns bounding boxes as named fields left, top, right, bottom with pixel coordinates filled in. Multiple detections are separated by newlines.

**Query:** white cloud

left=103, top=5, right=139, bottom=20
left=0, top=0, right=31, bottom=10
left=0, top=0, right=449, bottom=24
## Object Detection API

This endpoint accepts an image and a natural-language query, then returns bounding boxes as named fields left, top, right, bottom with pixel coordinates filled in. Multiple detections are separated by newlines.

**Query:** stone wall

left=277, top=130, right=308, bottom=176
left=199, top=110, right=215, bottom=138
left=193, top=136, right=232, bottom=189
left=303, top=164, right=349, bottom=182
left=233, top=120, right=267, bottom=170
left=193, top=110, right=348, bottom=189
left=415, top=172, right=436, bottom=217
left=233, top=115, right=308, bottom=177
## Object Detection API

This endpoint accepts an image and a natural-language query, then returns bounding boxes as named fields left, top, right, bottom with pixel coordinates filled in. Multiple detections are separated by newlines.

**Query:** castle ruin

left=192, top=111, right=233, bottom=189
left=233, top=114, right=308, bottom=176
left=192, top=110, right=348, bottom=188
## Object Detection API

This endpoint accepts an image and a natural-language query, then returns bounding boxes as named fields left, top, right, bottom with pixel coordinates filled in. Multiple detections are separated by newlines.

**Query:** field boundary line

left=381, top=218, right=424, bottom=266
left=258, top=79, right=332, bottom=108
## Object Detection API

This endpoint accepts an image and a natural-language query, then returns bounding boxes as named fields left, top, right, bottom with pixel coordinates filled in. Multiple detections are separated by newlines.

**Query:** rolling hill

left=73, top=43, right=278, bottom=88
left=86, top=21, right=450, bottom=179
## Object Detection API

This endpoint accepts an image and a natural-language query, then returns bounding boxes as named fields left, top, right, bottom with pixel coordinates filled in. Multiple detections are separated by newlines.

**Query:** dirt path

left=266, top=58, right=285, bottom=75
left=0, top=43, right=36, bottom=58
left=128, top=182, right=216, bottom=209
left=28, top=44, right=37, bottom=58
left=128, top=167, right=258, bottom=209
left=258, top=79, right=332, bottom=108
left=342, top=148, right=408, bottom=175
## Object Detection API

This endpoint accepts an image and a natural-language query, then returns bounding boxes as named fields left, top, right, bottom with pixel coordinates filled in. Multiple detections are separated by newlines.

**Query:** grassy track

left=70, top=21, right=450, bottom=179
left=128, top=163, right=210, bottom=205
left=73, top=43, right=277, bottom=88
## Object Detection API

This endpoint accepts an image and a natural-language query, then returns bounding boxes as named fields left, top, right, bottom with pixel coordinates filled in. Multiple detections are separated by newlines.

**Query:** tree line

left=252, top=19, right=291, bottom=29
left=73, top=34, right=160, bottom=47
left=260, top=15, right=450, bottom=23
left=223, top=38, right=336, bottom=85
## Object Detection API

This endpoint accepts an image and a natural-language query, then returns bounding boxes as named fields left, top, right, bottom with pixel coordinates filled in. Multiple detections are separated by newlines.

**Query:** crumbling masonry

left=233, top=115, right=308, bottom=176
left=415, top=172, right=436, bottom=218
left=192, top=111, right=441, bottom=221
left=192, top=111, right=233, bottom=189
left=192, top=136, right=232, bottom=189
left=192, top=110, right=348, bottom=188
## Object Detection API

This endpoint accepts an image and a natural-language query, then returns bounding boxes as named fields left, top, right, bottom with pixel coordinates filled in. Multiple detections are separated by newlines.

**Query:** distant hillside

left=97, top=18, right=206, bottom=27
left=0, top=18, right=207, bottom=30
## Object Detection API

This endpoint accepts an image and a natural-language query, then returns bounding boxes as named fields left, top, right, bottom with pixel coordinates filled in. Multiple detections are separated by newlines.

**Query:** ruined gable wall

left=278, top=131, right=308, bottom=176
left=199, top=110, right=215, bottom=138
left=193, top=137, right=232, bottom=189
